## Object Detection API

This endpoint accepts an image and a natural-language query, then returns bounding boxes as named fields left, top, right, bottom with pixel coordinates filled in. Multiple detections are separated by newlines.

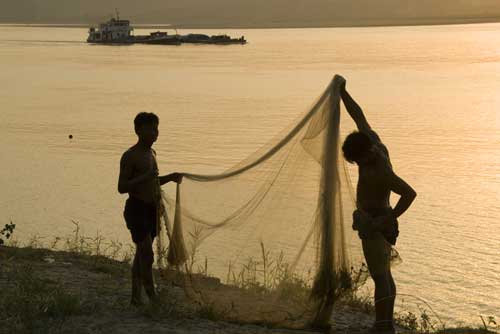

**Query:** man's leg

left=372, top=272, right=396, bottom=332
left=131, top=247, right=143, bottom=305
left=388, top=269, right=396, bottom=327
left=136, top=235, right=157, bottom=301
left=363, top=237, right=395, bottom=333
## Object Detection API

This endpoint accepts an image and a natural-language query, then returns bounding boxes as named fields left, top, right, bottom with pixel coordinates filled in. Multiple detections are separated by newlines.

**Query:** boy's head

left=342, top=131, right=376, bottom=166
left=134, top=112, right=159, bottom=145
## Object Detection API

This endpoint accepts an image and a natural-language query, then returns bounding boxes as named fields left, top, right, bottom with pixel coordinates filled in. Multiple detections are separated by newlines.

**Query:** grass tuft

left=0, top=265, right=83, bottom=333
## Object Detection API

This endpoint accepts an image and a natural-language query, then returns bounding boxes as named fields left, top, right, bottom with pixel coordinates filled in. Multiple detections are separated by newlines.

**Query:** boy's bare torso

left=123, top=146, right=158, bottom=204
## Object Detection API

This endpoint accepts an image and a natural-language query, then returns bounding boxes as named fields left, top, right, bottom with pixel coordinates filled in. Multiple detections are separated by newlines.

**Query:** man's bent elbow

left=118, top=184, right=128, bottom=194
left=408, top=188, right=417, bottom=202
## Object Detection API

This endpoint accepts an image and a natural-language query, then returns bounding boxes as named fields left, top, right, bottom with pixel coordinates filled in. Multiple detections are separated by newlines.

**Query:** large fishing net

left=156, top=75, right=367, bottom=328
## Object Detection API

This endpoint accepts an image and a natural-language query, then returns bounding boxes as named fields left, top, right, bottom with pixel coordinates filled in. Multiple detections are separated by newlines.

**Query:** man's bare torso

left=356, top=132, right=393, bottom=211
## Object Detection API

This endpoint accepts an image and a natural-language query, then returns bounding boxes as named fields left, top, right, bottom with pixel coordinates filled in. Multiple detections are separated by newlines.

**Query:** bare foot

left=310, top=322, right=332, bottom=334
left=130, top=298, right=145, bottom=307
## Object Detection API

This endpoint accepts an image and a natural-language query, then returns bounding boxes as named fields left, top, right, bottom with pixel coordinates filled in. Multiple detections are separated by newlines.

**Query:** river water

left=0, top=23, right=499, bottom=325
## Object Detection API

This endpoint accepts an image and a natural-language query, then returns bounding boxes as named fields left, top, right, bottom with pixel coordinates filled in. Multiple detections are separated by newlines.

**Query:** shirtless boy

left=118, top=112, right=182, bottom=305
left=339, top=77, right=417, bottom=334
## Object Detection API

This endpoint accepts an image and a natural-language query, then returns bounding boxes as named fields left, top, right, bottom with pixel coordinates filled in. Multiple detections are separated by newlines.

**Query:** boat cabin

left=88, top=18, right=134, bottom=42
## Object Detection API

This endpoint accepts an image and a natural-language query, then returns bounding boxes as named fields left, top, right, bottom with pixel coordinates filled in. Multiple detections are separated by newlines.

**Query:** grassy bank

left=0, top=223, right=497, bottom=334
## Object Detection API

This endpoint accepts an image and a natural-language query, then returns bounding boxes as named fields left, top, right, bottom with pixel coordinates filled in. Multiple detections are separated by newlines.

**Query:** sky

left=2, top=0, right=500, bottom=27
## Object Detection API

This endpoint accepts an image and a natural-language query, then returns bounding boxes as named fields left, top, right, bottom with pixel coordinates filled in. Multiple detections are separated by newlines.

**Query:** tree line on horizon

left=2, top=0, right=500, bottom=27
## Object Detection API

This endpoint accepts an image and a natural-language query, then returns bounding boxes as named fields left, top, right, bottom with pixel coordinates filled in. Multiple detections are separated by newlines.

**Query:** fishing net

left=156, top=75, right=367, bottom=328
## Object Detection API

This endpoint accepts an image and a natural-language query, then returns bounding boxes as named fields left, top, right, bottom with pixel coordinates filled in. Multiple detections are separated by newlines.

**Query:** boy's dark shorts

left=124, top=197, right=158, bottom=244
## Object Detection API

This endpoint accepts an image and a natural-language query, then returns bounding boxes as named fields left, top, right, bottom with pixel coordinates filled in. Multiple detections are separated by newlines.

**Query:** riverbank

left=0, top=245, right=374, bottom=334
left=0, top=244, right=497, bottom=334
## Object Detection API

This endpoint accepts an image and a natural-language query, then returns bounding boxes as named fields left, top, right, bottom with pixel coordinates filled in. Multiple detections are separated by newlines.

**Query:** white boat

left=87, top=11, right=245, bottom=46
left=87, top=12, right=180, bottom=45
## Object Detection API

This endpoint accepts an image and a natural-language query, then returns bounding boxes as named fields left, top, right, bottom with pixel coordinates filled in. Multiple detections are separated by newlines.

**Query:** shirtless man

left=339, top=78, right=417, bottom=334
left=118, top=112, right=182, bottom=306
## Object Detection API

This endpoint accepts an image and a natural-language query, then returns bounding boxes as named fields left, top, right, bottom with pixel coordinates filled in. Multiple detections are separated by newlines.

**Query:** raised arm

left=339, top=80, right=371, bottom=133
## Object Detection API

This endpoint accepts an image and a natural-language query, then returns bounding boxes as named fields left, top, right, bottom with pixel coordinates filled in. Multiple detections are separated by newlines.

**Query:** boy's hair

left=134, top=112, right=159, bottom=134
left=342, top=131, right=373, bottom=164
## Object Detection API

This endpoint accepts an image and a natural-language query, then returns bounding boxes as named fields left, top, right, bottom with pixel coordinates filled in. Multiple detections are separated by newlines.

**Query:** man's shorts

left=353, top=207, right=398, bottom=276
left=124, top=197, right=158, bottom=243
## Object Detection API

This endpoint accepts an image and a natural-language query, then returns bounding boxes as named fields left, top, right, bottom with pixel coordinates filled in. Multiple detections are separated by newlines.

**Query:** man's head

left=342, top=131, right=376, bottom=166
left=134, top=112, right=159, bottom=145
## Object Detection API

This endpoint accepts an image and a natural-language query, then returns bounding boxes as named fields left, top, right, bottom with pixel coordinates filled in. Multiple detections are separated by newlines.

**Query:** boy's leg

left=137, top=235, right=157, bottom=300
left=131, top=247, right=143, bottom=305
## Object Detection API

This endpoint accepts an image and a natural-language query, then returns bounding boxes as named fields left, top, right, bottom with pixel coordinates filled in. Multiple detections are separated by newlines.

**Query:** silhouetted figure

left=118, top=112, right=182, bottom=306
left=339, top=77, right=417, bottom=334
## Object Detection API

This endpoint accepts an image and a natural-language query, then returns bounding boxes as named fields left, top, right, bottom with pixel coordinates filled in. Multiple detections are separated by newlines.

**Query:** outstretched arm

left=339, top=80, right=371, bottom=133
left=159, top=173, right=183, bottom=186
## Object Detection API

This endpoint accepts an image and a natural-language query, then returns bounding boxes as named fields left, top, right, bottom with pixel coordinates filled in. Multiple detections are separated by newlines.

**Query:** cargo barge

left=87, top=15, right=246, bottom=45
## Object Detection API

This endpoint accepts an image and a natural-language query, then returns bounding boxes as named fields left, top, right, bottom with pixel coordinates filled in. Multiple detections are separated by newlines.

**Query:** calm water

left=0, top=24, right=499, bottom=325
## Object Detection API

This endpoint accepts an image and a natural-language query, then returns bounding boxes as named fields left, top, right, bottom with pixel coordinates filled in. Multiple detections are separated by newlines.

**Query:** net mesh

left=156, top=75, right=366, bottom=328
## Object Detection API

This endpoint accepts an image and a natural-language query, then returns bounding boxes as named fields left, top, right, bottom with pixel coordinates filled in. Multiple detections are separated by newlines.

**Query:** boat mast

left=115, top=8, right=120, bottom=20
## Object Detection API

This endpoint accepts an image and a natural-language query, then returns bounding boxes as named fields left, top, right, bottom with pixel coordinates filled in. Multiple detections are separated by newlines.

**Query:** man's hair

left=342, top=131, right=373, bottom=164
left=134, top=112, right=159, bottom=134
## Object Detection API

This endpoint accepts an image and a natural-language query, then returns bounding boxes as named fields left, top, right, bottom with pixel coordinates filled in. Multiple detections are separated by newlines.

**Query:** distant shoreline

left=1, top=16, right=500, bottom=29
left=0, top=23, right=174, bottom=29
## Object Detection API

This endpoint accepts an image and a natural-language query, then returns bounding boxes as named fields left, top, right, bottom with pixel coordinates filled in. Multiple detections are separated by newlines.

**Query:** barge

left=87, top=15, right=246, bottom=45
